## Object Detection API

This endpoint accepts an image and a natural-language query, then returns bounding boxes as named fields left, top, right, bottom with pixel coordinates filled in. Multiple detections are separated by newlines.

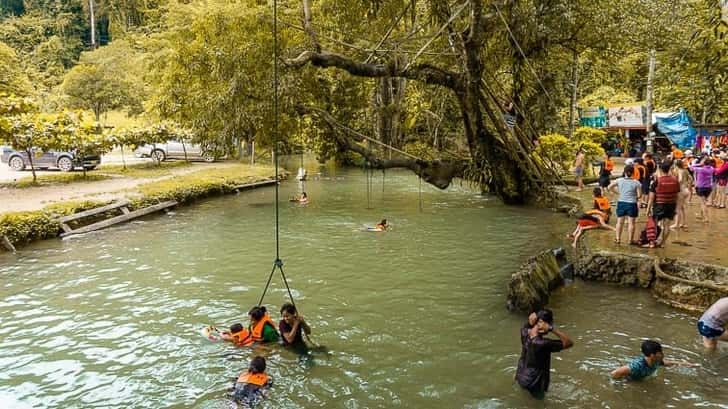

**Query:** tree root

left=653, top=259, right=728, bottom=293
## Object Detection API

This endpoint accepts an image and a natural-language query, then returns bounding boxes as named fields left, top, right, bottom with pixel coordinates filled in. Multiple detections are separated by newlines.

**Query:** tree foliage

left=61, top=40, right=145, bottom=121
left=2, top=0, right=727, bottom=203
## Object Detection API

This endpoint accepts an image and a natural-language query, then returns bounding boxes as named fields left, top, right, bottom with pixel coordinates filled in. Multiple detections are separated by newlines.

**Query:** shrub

left=573, top=127, right=608, bottom=145
left=536, top=132, right=605, bottom=174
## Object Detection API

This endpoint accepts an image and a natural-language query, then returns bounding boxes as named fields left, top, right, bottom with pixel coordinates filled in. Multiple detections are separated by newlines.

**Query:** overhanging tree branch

left=285, top=51, right=463, bottom=91
left=296, top=104, right=466, bottom=189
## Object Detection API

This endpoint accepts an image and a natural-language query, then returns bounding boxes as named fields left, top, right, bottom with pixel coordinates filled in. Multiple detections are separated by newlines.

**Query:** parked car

left=0, top=146, right=101, bottom=172
left=134, top=141, right=219, bottom=163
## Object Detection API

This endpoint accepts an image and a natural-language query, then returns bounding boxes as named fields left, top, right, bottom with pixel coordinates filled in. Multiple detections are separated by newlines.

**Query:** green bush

left=536, top=132, right=605, bottom=174
left=0, top=200, right=112, bottom=245
left=0, top=211, right=59, bottom=244
left=573, top=127, right=608, bottom=145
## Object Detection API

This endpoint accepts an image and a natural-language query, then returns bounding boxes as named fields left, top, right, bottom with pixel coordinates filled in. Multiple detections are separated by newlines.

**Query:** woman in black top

left=279, top=302, right=311, bottom=347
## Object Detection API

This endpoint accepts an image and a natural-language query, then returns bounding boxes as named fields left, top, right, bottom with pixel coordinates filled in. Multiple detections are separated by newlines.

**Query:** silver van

left=134, top=141, right=218, bottom=163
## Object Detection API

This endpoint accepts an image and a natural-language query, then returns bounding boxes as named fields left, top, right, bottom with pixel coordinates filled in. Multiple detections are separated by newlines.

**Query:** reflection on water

left=0, top=166, right=726, bottom=408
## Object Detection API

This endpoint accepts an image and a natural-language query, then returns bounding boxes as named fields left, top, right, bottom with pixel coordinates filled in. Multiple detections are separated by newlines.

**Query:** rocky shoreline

left=507, top=242, right=728, bottom=314
left=509, top=188, right=728, bottom=313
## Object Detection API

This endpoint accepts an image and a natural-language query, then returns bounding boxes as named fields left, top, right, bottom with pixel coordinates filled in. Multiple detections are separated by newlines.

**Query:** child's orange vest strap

left=238, top=371, right=269, bottom=386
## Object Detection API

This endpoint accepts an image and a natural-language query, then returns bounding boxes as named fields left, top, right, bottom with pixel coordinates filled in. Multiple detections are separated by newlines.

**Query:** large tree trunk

left=287, top=0, right=550, bottom=204
left=374, top=76, right=407, bottom=158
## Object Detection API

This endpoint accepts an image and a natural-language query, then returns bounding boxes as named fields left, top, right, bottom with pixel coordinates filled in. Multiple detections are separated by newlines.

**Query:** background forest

left=1, top=0, right=727, bottom=201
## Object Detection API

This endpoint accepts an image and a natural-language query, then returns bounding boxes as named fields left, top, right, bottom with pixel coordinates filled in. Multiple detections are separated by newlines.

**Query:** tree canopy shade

left=1, top=0, right=727, bottom=203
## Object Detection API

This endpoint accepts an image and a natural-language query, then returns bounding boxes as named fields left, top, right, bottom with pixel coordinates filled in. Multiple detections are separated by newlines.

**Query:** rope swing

left=257, top=0, right=296, bottom=310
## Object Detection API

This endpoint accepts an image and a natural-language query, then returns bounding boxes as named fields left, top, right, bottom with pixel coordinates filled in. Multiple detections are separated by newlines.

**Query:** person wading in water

left=516, top=310, right=574, bottom=400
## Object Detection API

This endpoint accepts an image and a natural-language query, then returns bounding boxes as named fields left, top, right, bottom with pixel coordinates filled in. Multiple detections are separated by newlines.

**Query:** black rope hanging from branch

left=258, top=0, right=296, bottom=309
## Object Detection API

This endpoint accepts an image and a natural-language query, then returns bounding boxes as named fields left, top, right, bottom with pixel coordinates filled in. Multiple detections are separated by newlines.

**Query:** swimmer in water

left=232, top=356, right=272, bottom=406
left=610, top=340, right=698, bottom=380
left=374, top=219, right=388, bottom=231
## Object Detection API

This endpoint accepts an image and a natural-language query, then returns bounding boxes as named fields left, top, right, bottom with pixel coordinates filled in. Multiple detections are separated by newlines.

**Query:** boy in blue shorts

left=610, top=340, right=698, bottom=380
left=698, top=297, right=728, bottom=349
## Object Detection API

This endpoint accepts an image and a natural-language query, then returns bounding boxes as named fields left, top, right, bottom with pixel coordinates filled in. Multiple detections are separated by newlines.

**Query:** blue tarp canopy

left=652, top=109, right=696, bottom=149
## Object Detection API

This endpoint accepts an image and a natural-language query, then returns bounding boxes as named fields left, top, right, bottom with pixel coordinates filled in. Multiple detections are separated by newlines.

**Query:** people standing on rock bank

left=645, top=160, right=680, bottom=248
left=698, top=297, right=728, bottom=350
left=608, top=165, right=642, bottom=244
left=573, top=148, right=586, bottom=192
left=516, top=309, right=573, bottom=400
left=594, top=153, right=614, bottom=190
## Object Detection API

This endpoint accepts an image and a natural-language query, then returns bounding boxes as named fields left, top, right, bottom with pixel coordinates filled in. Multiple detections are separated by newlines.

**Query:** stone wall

left=507, top=247, right=728, bottom=312
left=506, top=249, right=565, bottom=312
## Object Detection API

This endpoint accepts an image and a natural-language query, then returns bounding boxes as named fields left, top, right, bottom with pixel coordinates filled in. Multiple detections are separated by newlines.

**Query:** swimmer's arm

left=300, top=317, right=312, bottom=335
left=220, top=331, right=234, bottom=342
left=551, top=328, right=573, bottom=349
left=282, top=321, right=300, bottom=344
left=610, top=365, right=631, bottom=379
left=662, top=359, right=700, bottom=368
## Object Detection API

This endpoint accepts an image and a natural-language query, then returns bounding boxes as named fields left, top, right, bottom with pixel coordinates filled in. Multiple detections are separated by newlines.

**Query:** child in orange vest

left=232, top=356, right=272, bottom=406
left=566, top=188, right=615, bottom=248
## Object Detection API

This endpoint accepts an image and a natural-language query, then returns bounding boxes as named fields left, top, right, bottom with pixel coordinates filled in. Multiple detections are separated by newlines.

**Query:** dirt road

left=0, top=162, right=238, bottom=213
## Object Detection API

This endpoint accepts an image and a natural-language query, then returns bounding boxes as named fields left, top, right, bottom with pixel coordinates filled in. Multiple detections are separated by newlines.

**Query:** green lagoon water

left=0, top=164, right=726, bottom=408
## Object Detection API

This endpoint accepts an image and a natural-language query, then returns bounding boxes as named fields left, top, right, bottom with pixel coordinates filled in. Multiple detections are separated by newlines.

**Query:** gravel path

left=0, top=162, right=237, bottom=213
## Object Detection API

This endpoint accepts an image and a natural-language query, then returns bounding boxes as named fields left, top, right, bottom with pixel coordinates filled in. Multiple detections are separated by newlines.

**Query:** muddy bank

left=507, top=246, right=728, bottom=312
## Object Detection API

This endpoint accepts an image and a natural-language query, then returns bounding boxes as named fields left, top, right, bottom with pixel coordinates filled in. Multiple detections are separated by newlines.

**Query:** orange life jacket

left=714, top=157, right=724, bottom=169
left=232, top=313, right=278, bottom=346
left=237, top=371, right=269, bottom=386
left=632, top=164, right=646, bottom=180
left=672, top=148, right=684, bottom=159
left=593, top=197, right=610, bottom=211
left=604, top=160, right=614, bottom=171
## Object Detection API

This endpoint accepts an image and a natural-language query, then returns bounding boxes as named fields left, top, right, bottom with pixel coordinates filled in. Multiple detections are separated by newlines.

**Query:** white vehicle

left=134, top=141, right=218, bottom=163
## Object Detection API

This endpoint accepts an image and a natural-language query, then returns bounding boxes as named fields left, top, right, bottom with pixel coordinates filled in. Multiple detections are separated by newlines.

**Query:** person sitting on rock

left=566, top=188, right=615, bottom=248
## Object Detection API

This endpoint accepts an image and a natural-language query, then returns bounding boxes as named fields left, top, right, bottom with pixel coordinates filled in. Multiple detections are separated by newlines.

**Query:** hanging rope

left=258, top=0, right=296, bottom=308
left=492, top=3, right=555, bottom=106
left=418, top=174, right=423, bottom=212
left=366, top=161, right=372, bottom=209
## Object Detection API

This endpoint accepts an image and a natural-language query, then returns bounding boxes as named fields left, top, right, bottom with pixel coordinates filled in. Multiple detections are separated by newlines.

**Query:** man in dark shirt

left=516, top=309, right=574, bottom=399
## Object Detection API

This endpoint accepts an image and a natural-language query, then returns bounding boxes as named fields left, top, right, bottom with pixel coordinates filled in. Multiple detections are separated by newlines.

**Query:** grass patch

left=131, top=164, right=276, bottom=207
left=0, top=173, right=111, bottom=188
left=0, top=164, right=276, bottom=250
left=98, top=161, right=192, bottom=178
